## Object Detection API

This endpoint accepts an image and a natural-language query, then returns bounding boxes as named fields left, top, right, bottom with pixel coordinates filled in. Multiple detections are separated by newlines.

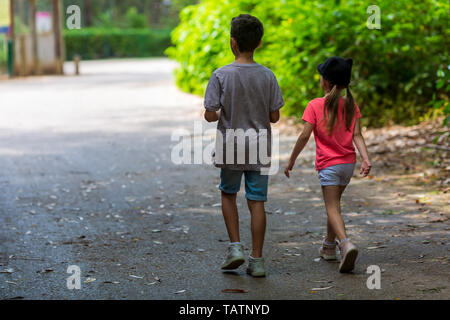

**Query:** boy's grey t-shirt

left=204, top=62, right=284, bottom=171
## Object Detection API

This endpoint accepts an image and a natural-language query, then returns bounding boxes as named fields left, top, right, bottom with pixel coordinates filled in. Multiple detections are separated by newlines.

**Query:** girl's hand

left=360, top=159, right=371, bottom=177
left=284, top=160, right=295, bottom=178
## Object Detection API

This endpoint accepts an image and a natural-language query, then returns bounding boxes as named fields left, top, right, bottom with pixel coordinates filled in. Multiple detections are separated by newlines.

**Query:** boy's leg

left=244, top=171, right=269, bottom=259
left=219, top=169, right=243, bottom=243
left=247, top=199, right=266, bottom=258
left=221, top=191, right=240, bottom=243
left=219, top=169, right=245, bottom=270
left=322, top=185, right=347, bottom=241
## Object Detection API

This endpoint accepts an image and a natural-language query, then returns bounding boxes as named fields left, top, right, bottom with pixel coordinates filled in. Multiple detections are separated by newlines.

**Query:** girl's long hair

left=323, top=84, right=355, bottom=135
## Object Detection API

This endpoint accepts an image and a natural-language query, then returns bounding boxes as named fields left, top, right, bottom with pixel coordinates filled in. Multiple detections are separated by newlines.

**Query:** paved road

left=0, top=59, right=448, bottom=300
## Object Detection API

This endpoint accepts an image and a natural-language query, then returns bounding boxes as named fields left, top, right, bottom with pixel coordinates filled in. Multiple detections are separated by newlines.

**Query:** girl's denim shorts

left=318, top=163, right=356, bottom=186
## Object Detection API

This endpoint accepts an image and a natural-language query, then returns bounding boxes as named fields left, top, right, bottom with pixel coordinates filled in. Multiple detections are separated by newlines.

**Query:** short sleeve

left=269, top=74, right=285, bottom=112
left=355, top=104, right=361, bottom=119
left=204, top=73, right=221, bottom=112
left=302, top=101, right=317, bottom=125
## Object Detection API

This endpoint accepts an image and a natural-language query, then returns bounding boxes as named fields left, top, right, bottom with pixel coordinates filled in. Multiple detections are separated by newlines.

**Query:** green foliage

left=167, top=0, right=450, bottom=127
left=125, top=7, right=149, bottom=28
left=93, top=6, right=149, bottom=29
left=0, top=36, right=6, bottom=74
left=64, top=28, right=172, bottom=60
left=62, top=0, right=198, bottom=29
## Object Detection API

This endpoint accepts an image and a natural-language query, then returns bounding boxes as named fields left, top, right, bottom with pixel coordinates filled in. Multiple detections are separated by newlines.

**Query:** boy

left=204, top=14, right=284, bottom=277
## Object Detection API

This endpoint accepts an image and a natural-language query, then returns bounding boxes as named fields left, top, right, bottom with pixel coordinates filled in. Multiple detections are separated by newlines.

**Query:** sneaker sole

left=246, top=269, right=266, bottom=277
left=221, top=257, right=245, bottom=270
left=339, top=247, right=358, bottom=273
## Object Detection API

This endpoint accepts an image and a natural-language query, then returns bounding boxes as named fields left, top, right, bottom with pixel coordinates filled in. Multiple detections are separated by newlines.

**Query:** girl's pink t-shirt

left=302, top=97, right=361, bottom=171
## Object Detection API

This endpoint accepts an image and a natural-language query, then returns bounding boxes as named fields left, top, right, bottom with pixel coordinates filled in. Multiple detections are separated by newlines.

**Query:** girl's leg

left=326, top=218, right=336, bottom=243
left=326, top=185, right=346, bottom=242
left=221, top=191, right=240, bottom=243
left=322, top=185, right=347, bottom=241
left=247, top=199, right=266, bottom=258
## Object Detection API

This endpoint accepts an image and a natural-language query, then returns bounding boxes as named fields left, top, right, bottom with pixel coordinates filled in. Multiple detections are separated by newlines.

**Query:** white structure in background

left=11, top=0, right=64, bottom=76
left=36, top=11, right=52, bottom=33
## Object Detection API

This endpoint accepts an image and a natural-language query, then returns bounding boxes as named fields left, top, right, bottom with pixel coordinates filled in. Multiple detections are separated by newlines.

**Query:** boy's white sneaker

left=221, top=243, right=245, bottom=270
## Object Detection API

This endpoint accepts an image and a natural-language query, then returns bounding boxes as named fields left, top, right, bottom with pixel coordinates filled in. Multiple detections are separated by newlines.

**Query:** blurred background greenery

left=166, top=0, right=449, bottom=127
left=3, top=0, right=448, bottom=127
left=0, top=34, right=6, bottom=73
left=63, top=0, right=196, bottom=60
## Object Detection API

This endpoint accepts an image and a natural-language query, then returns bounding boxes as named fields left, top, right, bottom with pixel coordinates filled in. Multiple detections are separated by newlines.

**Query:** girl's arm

left=352, top=118, right=371, bottom=177
left=284, top=122, right=314, bottom=178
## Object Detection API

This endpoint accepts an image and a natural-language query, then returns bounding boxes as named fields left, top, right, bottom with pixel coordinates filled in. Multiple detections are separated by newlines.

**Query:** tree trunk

left=84, top=0, right=92, bottom=27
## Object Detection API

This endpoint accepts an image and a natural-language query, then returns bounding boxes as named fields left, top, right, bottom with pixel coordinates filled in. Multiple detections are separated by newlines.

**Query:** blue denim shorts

left=219, top=169, right=269, bottom=202
left=318, top=163, right=356, bottom=186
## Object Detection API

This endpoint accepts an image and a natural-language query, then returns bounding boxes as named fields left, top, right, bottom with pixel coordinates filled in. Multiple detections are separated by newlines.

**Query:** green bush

left=0, top=37, right=6, bottom=74
left=167, top=0, right=449, bottom=127
left=64, top=28, right=172, bottom=61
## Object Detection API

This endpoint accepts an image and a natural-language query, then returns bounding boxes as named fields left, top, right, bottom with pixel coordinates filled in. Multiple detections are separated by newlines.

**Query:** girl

left=284, top=57, right=371, bottom=273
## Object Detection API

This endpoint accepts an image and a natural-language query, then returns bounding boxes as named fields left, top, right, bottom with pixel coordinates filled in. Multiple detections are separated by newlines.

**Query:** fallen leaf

left=311, top=286, right=333, bottom=291
left=310, top=280, right=333, bottom=283
left=430, top=218, right=446, bottom=223
left=84, top=277, right=96, bottom=283
left=366, top=245, right=387, bottom=250
left=0, top=268, right=14, bottom=274
left=222, top=289, right=248, bottom=293
left=174, top=290, right=186, bottom=294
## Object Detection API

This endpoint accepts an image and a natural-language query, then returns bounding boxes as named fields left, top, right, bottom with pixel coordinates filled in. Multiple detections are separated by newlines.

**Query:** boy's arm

left=204, top=73, right=221, bottom=121
left=284, top=122, right=314, bottom=178
left=269, top=110, right=280, bottom=123
left=269, top=73, right=284, bottom=123
left=352, top=118, right=371, bottom=177
left=204, top=110, right=220, bottom=122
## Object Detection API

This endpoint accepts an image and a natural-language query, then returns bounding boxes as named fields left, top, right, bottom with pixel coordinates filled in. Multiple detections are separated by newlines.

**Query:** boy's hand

left=360, top=159, right=371, bottom=177
left=204, top=110, right=220, bottom=122
left=284, top=160, right=295, bottom=178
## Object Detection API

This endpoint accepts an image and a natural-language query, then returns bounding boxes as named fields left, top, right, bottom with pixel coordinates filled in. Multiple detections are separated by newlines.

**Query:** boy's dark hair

left=230, top=14, right=264, bottom=53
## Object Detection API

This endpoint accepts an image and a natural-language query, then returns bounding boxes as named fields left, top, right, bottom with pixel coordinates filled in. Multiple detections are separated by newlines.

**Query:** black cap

left=317, top=57, right=353, bottom=86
